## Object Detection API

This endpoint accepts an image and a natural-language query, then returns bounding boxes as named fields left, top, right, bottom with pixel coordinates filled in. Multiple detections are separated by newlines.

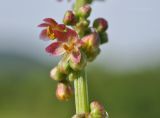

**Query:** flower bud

left=69, top=52, right=87, bottom=71
left=76, top=19, right=90, bottom=37
left=99, top=32, right=109, bottom=44
left=68, top=71, right=79, bottom=82
left=76, top=19, right=90, bottom=31
left=50, top=66, right=66, bottom=81
left=63, top=10, right=76, bottom=25
left=81, top=32, right=100, bottom=49
left=58, top=54, right=71, bottom=74
left=56, top=82, right=73, bottom=101
left=87, top=48, right=100, bottom=62
left=93, top=18, right=108, bottom=33
left=90, top=101, right=108, bottom=118
left=77, top=4, right=92, bottom=18
left=81, top=32, right=101, bottom=61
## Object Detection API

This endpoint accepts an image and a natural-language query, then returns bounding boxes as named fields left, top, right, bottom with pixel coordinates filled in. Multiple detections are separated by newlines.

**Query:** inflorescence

left=38, top=1, right=109, bottom=118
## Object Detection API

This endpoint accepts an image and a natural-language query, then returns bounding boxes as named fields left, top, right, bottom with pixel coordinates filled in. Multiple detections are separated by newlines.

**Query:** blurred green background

left=0, top=54, right=160, bottom=118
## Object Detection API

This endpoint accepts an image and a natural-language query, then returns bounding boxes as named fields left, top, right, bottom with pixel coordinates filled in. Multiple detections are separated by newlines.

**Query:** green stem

left=74, top=69, right=89, bottom=114
left=73, top=0, right=92, bottom=115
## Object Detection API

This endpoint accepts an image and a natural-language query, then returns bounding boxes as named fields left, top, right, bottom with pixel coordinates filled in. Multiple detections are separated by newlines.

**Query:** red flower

left=46, top=36, right=82, bottom=64
left=38, top=18, right=77, bottom=41
left=38, top=18, right=82, bottom=63
left=38, top=18, right=101, bottom=64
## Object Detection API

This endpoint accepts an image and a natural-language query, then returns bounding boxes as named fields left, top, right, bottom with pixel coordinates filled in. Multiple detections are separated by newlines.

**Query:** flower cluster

left=38, top=3, right=109, bottom=118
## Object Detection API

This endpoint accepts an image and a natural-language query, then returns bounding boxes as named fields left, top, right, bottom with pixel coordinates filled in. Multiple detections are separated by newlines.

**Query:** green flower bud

left=76, top=19, right=90, bottom=37
left=99, top=32, right=109, bottom=44
left=58, top=54, right=71, bottom=74
left=77, top=4, right=91, bottom=18
left=50, top=66, right=66, bottom=81
left=93, top=18, right=108, bottom=33
left=90, top=101, right=107, bottom=118
left=68, top=71, right=79, bottom=82
left=86, top=48, right=101, bottom=62
left=76, top=19, right=90, bottom=31
left=69, top=52, right=87, bottom=71
left=56, top=82, right=73, bottom=101
left=63, top=10, right=76, bottom=25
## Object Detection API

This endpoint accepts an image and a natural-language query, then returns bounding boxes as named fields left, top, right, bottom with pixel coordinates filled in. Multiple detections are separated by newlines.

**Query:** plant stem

left=73, top=0, right=92, bottom=115
left=74, top=69, right=89, bottom=114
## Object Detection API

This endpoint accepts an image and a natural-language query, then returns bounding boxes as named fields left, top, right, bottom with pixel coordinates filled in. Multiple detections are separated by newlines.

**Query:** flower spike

left=38, top=0, right=109, bottom=117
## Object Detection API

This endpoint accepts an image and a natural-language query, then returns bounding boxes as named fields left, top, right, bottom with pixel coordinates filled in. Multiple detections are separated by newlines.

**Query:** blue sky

left=0, top=0, right=160, bottom=71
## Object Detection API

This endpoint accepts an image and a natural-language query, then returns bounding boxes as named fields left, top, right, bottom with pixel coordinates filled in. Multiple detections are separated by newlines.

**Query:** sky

left=0, top=0, right=160, bottom=71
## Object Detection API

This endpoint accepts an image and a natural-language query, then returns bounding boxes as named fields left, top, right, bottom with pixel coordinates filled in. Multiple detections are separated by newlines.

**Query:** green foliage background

left=0, top=54, right=160, bottom=118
